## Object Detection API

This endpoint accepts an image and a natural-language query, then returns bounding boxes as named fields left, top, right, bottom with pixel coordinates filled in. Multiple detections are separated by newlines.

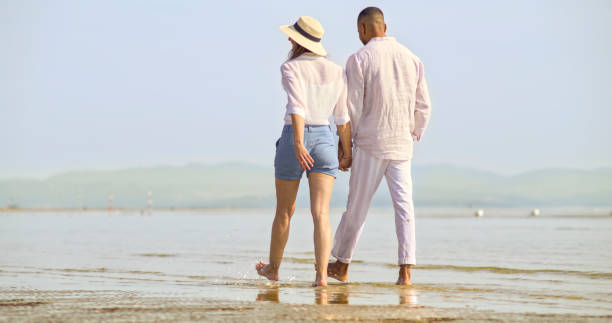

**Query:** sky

left=1, top=0, right=611, bottom=179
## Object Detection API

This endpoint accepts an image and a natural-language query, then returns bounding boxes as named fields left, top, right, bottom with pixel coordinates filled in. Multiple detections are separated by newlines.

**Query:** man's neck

left=366, top=34, right=387, bottom=44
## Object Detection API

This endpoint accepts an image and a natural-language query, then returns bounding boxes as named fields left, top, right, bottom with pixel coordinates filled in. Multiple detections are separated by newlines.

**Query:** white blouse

left=281, top=53, right=350, bottom=126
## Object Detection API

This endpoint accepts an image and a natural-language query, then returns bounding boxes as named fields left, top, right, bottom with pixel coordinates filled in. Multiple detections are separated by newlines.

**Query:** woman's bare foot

left=396, top=264, right=412, bottom=285
left=255, top=261, right=279, bottom=281
left=327, top=261, right=349, bottom=282
left=312, top=270, right=328, bottom=287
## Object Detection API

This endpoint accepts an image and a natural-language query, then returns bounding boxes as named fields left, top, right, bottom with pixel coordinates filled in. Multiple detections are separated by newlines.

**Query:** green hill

left=1, top=163, right=610, bottom=208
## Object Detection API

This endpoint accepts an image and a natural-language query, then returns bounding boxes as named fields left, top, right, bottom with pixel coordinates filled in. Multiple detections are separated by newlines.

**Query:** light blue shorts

left=274, top=125, right=339, bottom=180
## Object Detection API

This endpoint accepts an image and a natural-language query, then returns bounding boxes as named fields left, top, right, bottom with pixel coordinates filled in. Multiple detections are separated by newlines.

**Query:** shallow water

left=0, top=208, right=611, bottom=315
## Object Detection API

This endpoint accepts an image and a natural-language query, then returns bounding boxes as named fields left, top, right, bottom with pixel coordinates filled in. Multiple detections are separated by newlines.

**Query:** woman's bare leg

left=308, top=172, right=335, bottom=287
left=256, top=178, right=300, bottom=281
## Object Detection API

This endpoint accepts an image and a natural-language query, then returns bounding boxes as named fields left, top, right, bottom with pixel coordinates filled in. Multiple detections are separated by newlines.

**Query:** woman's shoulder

left=322, top=56, right=341, bottom=67
left=280, top=59, right=299, bottom=76
left=319, top=57, right=344, bottom=74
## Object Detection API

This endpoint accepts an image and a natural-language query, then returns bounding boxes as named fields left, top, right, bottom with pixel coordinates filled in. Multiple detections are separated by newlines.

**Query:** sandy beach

left=1, top=288, right=610, bottom=322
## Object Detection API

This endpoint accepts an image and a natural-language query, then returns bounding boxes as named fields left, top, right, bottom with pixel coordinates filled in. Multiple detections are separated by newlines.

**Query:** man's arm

left=412, top=59, right=431, bottom=141
left=333, top=72, right=352, bottom=171
left=337, top=122, right=352, bottom=171
left=345, top=54, right=365, bottom=139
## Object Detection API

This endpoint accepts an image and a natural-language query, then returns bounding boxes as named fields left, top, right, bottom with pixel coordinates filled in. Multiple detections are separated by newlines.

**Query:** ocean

left=1, top=208, right=611, bottom=315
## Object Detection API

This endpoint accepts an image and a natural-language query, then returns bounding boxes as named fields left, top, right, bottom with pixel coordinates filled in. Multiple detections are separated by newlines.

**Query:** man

left=329, top=7, right=431, bottom=285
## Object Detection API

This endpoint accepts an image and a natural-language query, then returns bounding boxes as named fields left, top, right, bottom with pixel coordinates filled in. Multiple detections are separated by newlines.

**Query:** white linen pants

left=331, top=146, right=416, bottom=265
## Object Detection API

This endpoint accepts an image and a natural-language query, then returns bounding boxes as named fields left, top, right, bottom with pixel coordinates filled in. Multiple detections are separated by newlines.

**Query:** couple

left=256, top=7, right=431, bottom=287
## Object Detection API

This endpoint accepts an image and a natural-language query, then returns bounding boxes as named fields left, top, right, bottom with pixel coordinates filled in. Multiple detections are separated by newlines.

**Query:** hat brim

left=280, top=25, right=327, bottom=56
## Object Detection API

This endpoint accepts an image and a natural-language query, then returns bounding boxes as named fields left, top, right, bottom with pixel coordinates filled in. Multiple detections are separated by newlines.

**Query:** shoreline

left=2, top=206, right=611, bottom=216
left=0, top=289, right=610, bottom=322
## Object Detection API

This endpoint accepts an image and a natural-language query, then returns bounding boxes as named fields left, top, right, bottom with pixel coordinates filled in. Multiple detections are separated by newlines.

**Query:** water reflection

left=256, top=286, right=279, bottom=303
left=255, top=284, right=416, bottom=306
left=398, top=287, right=418, bottom=305
left=315, top=286, right=349, bottom=305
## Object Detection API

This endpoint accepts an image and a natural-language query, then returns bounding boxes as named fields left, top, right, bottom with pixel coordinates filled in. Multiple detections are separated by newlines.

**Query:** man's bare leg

left=255, top=178, right=300, bottom=282
left=396, top=264, right=412, bottom=285
left=327, top=260, right=349, bottom=282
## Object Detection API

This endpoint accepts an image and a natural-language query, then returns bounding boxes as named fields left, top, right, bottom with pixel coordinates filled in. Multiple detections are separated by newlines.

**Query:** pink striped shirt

left=346, top=37, right=432, bottom=160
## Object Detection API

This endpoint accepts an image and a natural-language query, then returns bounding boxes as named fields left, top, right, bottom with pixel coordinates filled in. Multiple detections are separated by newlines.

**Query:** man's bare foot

left=327, top=261, right=349, bottom=282
left=255, top=261, right=279, bottom=281
left=396, top=264, right=412, bottom=285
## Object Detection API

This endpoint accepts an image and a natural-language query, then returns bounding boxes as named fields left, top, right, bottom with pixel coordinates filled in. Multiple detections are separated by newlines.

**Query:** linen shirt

left=281, top=53, right=350, bottom=126
left=346, top=37, right=431, bottom=160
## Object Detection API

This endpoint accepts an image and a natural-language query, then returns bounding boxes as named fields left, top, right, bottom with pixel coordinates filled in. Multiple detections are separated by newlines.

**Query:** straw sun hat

left=280, top=16, right=327, bottom=56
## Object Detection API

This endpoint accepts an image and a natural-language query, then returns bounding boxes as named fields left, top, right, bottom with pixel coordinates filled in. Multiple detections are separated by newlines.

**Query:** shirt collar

left=296, top=52, right=325, bottom=60
left=368, top=36, right=395, bottom=43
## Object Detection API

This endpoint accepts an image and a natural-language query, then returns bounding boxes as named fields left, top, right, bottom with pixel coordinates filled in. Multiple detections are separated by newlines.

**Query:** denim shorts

left=274, top=125, right=339, bottom=180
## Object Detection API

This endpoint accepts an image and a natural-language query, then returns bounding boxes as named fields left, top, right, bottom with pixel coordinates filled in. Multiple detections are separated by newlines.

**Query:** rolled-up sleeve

left=281, top=63, right=305, bottom=118
left=412, top=59, right=431, bottom=141
left=346, top=54, right=365, bottom=137
left=332, top=72, right=350, bottom=125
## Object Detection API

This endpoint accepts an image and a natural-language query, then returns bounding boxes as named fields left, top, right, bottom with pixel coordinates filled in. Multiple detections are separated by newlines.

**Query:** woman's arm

left=281, top=63, right=313, bottom=171
left=337, top=122, right=352, bottom=171
left=290, top=114, right=314, bottom=171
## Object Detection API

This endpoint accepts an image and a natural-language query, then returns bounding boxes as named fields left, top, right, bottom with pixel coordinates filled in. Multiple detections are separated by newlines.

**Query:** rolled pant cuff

left=332, top=253, right=351, bottom=264
left=398, top=259, right=416, bottom=266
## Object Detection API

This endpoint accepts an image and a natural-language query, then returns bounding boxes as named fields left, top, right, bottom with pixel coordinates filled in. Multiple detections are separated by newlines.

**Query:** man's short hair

left=358, top=7, right=384, bottom=23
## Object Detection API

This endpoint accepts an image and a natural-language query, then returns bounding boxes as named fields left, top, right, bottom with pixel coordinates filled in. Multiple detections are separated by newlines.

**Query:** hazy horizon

left=2, top=160, right=612, bottom=181
left=2, top=0, right=611, bottom=179
left=2, top=162, right=610, bottom=209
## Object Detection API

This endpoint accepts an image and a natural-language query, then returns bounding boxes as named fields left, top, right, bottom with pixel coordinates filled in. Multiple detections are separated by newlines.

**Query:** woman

left=255, top=16, right=352, bottom=287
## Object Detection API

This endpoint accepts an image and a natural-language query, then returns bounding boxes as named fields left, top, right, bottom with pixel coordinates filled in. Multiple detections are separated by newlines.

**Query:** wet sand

left=2, top=211, right=611, bottom=319
left=1, top=289, right=609, bottom=322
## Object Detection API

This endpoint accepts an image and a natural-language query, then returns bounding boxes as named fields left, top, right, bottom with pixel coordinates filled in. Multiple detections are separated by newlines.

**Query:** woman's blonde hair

left=288, top=41, right=312, bottom=60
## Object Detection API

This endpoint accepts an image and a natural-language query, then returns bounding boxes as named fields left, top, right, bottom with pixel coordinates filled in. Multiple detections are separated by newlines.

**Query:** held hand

left=338, top=139, right=352, bottom=171
left=339, top=156, right=352, bottom=171
left=294, top=143, right=314, bottom=171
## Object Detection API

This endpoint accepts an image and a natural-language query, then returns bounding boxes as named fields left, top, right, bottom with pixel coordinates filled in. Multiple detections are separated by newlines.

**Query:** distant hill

left=1, top=163, right=611, bottom=208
